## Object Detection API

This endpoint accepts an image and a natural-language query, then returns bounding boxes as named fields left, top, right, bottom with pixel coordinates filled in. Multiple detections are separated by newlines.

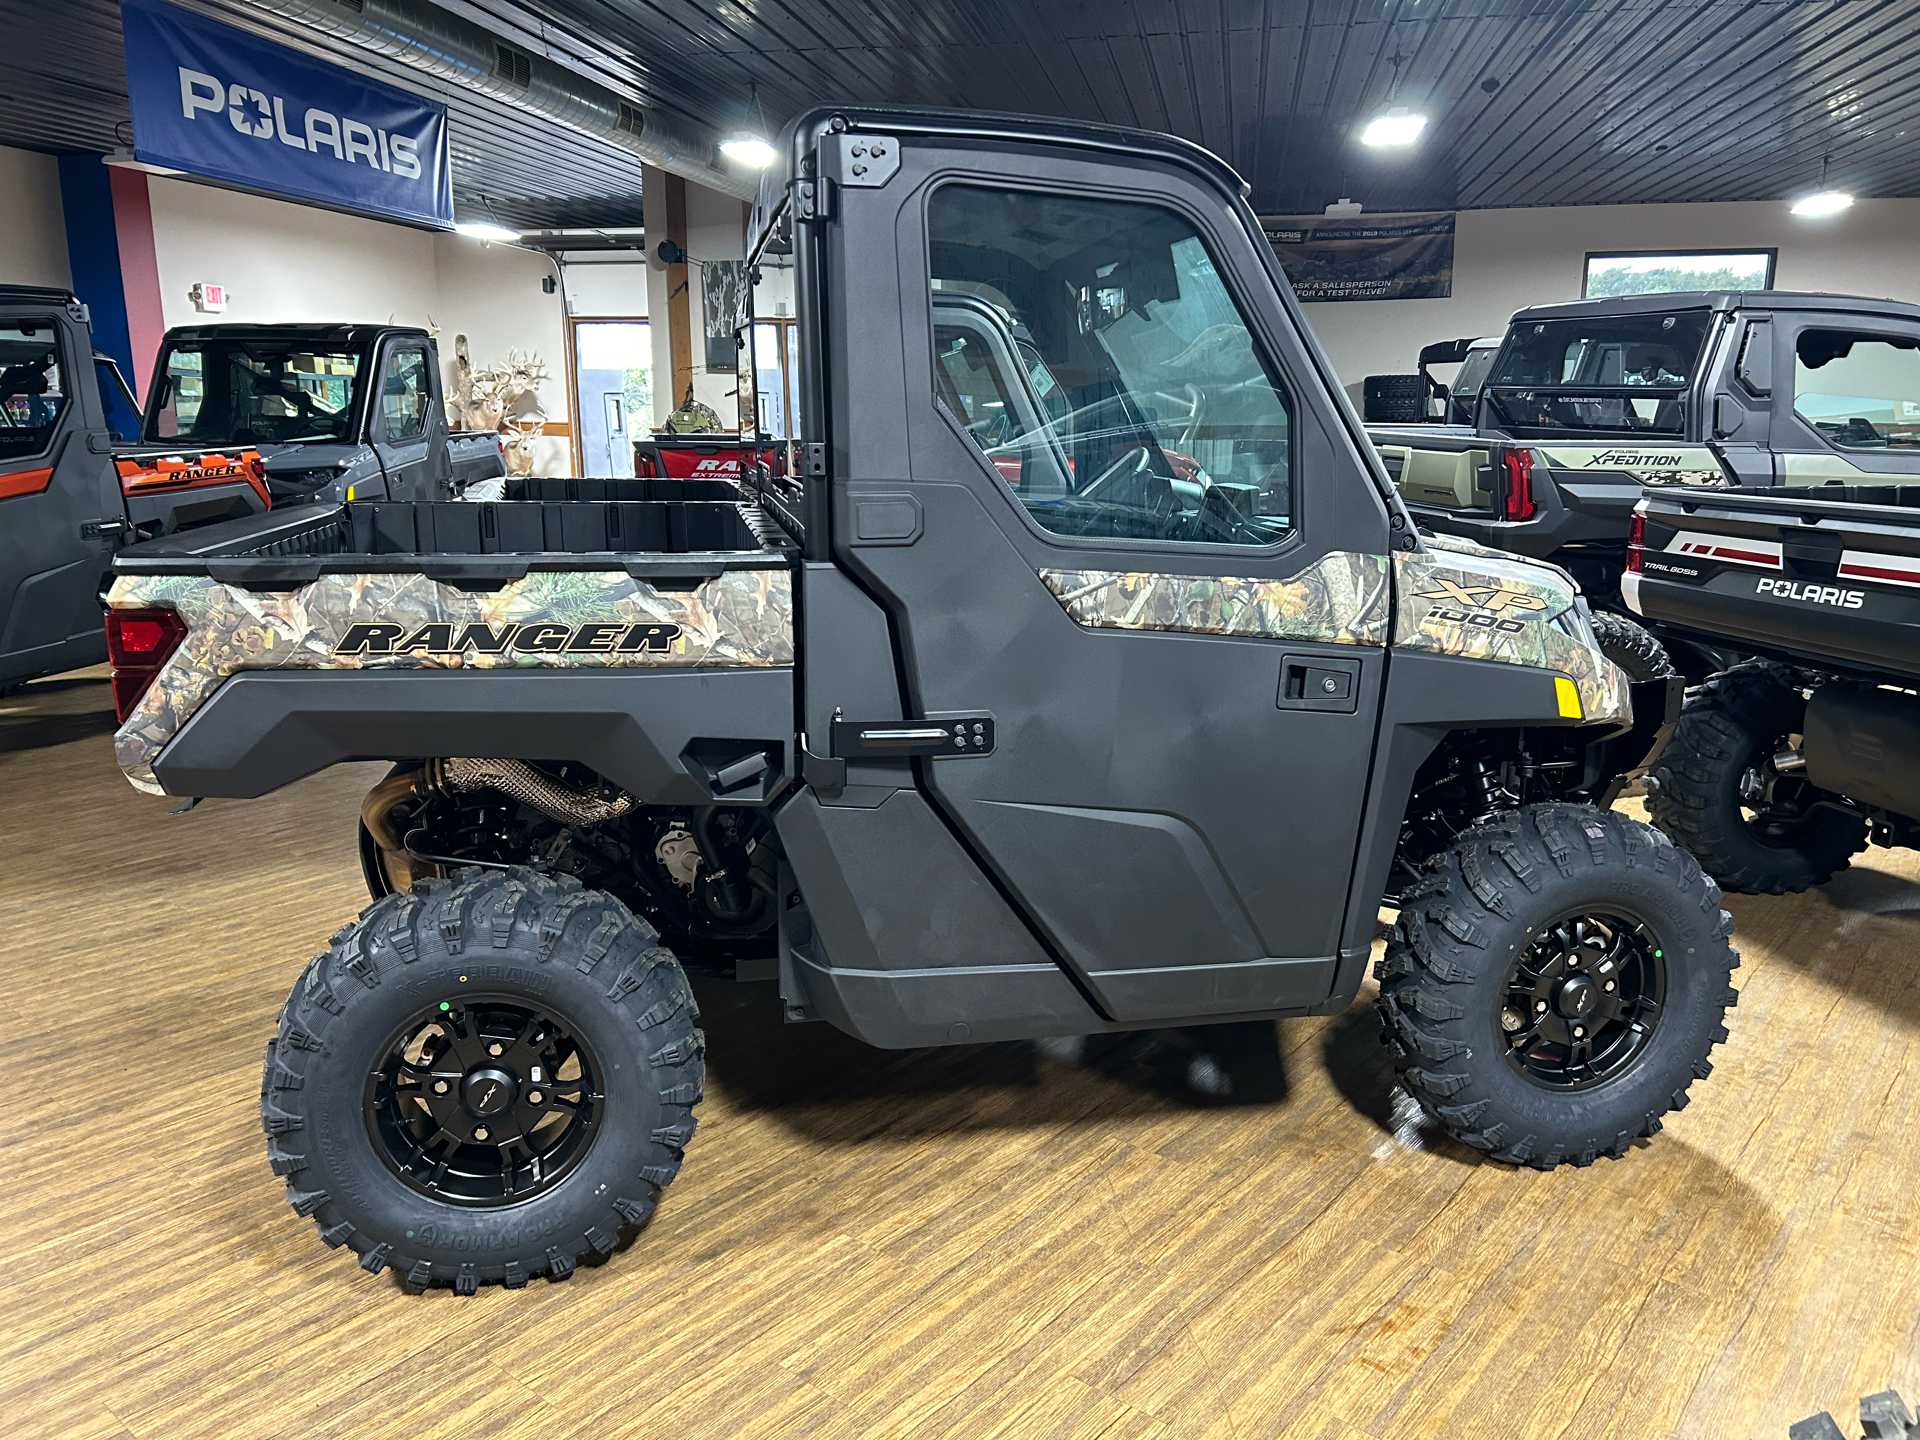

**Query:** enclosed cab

left=103, top=107, right=1739, bottom=1296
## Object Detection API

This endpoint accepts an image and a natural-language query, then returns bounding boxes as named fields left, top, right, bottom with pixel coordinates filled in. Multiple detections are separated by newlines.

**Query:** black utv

left=106, top=107, right=1737, bottom=1294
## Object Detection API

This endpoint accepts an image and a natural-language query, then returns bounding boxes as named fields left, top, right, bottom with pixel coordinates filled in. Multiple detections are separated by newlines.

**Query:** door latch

left=81, top=518, right=129, bottom=541
left=1278, top=655, right=1361, bottom=714
left=832, top=716, right=995, bottom=758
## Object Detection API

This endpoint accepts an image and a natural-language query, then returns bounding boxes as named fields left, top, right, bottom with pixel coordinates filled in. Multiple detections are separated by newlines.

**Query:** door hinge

left=803, top=442, right=828, bottom=478
left=793, top=177, right=833, bottom=223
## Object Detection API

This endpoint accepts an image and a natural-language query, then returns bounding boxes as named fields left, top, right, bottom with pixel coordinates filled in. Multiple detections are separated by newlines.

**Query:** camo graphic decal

left=1395, top=534, right=1629, bottom=723
left=1038, top=551, right=1391, bottom=646
left=109, top=567, right=793, bottom=794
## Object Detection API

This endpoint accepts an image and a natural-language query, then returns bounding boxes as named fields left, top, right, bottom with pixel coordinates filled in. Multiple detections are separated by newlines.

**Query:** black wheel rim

left=365, top=995, right=605, bottom=1208
left=1499, top=912, right=1667, bottom=1091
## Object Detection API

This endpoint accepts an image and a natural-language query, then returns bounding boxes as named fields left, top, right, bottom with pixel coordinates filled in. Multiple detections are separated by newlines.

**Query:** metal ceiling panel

left=5, top=0, right=1919, bottom=228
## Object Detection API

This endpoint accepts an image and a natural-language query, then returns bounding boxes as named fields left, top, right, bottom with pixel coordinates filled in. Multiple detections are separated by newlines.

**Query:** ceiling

left=8, top=0, right=1920, bottom=227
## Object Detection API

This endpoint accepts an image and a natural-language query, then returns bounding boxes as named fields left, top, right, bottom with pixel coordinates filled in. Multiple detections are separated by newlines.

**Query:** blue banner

left=121, top=0, right=453, bottom=229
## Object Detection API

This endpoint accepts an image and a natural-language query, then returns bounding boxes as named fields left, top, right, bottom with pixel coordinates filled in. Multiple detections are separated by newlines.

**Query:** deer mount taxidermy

left=449, top=341, right=550, bottom=475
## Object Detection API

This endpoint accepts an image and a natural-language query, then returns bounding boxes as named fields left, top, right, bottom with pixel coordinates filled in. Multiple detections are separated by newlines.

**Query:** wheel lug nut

left=527, top=1090, right=544, bottom=1105
left=1603, top=980, right=1616, bottom=992
left=1536, top=1000, right=1548, bottom=1012
left=1572, top=1026, right=1585, bottom=1039
left=488, top=1042, right=505, bottom=1057
left=473, top=1126, right=490, bottom=1141
left=432, top=1080, right=449, bottom=1095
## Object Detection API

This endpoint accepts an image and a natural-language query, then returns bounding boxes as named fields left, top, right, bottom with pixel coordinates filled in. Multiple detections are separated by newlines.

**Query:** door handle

left=832, top=716, right=996, bottom=758
left=1278, top=655, right=1361, bottom=713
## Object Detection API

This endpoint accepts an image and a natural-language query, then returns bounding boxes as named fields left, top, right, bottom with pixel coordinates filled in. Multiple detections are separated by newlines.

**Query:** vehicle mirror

left=1736, top=320, right=1771, bottom=396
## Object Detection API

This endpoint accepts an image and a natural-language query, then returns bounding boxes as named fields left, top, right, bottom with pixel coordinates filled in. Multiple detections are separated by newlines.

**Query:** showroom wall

left=144, top=176, right=573, bottom=472
left=1304, top=198, right=1920, bottom=391
left=0, top=146, right=73, bottom=289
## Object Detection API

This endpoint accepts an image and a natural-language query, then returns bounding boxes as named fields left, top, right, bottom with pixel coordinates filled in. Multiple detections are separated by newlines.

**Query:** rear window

left=1483, top=310, right=1713, bottom=437
left=0, top=321, right=66, bottom=461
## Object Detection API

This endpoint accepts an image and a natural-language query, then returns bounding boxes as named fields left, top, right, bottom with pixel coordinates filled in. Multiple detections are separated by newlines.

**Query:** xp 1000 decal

left=108, top=566, right=794, bottom=793
left=1395, top=534, right=1630, bottom=724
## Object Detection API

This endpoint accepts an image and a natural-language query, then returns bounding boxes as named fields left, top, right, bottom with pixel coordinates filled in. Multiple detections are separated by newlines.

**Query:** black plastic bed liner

left=114, top=496, right=792, bottom=586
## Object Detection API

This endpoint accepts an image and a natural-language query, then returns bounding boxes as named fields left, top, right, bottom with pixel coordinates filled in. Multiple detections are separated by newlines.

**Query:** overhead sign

left=1261, top=212, right=1455, bottom=302
left=120, top=0, right=453, bottom=229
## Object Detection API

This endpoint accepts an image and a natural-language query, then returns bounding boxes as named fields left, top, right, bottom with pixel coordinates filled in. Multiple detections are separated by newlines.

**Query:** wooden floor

left=4, top=668, right=1918, bottom=1440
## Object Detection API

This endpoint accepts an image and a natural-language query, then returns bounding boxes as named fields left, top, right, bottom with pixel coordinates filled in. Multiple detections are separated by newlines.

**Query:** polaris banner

left=120, top=0, right=453, bottom=229
left=1260, top=212, right=1455, bottom=302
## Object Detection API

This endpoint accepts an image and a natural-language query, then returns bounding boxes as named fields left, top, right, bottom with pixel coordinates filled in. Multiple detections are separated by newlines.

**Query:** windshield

left=1483, top=310, right=1712, bottom=437
left=148, top=338, right=367, bottom=447
left=1452, top=345, right=1497, bottom=397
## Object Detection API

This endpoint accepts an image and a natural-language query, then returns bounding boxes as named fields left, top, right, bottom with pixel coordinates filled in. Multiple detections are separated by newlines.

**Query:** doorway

left=573, top=320, right=651, bottom=476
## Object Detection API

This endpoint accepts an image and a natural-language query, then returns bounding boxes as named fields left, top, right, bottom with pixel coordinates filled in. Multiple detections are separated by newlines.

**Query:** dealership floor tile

left=3, top=668, right=1916, bottom=1439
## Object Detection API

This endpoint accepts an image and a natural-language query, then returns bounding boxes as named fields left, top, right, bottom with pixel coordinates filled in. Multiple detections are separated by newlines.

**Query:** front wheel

left=260, top=868, right=703, bottom=1293
left=1376, top=804, right=1738, bottom=1168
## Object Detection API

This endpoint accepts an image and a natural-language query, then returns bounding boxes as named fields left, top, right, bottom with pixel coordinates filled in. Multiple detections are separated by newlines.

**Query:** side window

left=927, top=185, right=1292, bottom=546
left=0, top=321, right=68, bottom=461
left=1794, top=329, right=1920, bottom=449
left=379, top=347, right=430, bottom=443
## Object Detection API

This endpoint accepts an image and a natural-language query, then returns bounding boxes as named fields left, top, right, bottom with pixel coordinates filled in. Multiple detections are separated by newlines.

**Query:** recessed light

left=721, top=132, right=777, bottom=168
left=1790, top=190, right=1854, bottom=217
left=453, top=221, right=520, bottom=242
left=1360, top=107, right=1427, bottom=147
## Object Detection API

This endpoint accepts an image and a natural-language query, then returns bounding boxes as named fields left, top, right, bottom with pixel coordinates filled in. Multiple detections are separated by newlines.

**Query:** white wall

left=562, top=259, right=647, bottom=317
left=146, top=178, right=572, bottom=472
left=1302, top=199, right=1920, bottom=394
left=0, top=146, right=70, bottom=289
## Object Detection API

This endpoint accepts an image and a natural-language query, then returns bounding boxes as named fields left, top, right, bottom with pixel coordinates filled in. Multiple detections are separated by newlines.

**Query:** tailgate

left=1626, top=488, right=1920, bottom=678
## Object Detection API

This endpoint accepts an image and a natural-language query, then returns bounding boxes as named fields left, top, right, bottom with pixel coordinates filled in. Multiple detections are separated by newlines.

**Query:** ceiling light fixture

left=1790, top=190, right=1854, bottom=217
left=1361, top=106, right=1427, bottom=147
left=454, top=221, right=521, bottom=243
left=1790, top=155, right=1853, bottom=217
left=721, top=132, right=777, bottom=168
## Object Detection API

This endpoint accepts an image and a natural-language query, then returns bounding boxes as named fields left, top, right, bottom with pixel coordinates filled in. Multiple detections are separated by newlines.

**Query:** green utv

left=107, top=109, right=1738, bottom=1294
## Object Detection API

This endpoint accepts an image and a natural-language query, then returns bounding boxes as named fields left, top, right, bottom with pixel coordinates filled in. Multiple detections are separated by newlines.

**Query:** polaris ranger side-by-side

left=1627, top=481, right=1920, bottom=893
left=0, top=293, right=505, bottom=692
left=107, top=108, right=1737, bottom=1294
left=1368, top=291, right=1920, bottom=677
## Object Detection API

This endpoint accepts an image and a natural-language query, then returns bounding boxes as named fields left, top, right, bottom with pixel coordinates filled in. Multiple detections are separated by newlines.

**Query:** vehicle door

left=369, top=337, right=446, bottom=500
left=1766, top=314, right=1920, bottom=484
left=0, top=304, right=121, bottom=687
left=822, top=128, right=1395, bottom=1021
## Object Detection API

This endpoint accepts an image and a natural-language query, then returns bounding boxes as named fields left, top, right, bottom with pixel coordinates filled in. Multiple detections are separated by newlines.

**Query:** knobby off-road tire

left=259, top=867, right=704, bottom=1293
left=1647, top=663, right=1867, bottom=895
left=1376, top=804, right=1738, bottom=1169
left=1592, top=610, right=1678, bottom=684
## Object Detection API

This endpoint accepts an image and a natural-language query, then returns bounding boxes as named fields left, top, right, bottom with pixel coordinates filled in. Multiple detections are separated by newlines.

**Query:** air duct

left=246, top=0, right=758, bottom=200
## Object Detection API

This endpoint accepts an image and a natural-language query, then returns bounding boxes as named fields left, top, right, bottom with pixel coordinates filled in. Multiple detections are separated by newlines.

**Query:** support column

left=57, top=156, right=165, bottom=403
left=663, top=172, right=693, bottom=416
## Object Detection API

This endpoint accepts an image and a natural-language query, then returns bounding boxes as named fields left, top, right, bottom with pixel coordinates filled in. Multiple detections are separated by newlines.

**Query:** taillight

left=1500, top=447, right=1535, bottom=521
left=248, top=456, right=266, bottom=482
left=1626, top=508, right=1646, bottom=572
left=634, top=451, right=657, bottom=478
left=105, top=606, right=188, bottom=723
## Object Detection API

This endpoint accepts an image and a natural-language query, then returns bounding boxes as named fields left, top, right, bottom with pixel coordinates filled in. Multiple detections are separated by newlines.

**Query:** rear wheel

left=1376, top=804, right=1738, bottom=1168
left=1647, top=664, right=1866, bottom=894
left=260, top=867, right=703, bottom=1293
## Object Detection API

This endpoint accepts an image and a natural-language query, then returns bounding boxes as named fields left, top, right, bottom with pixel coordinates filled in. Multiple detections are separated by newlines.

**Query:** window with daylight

left=1582, top=250, right=1775, bottom=299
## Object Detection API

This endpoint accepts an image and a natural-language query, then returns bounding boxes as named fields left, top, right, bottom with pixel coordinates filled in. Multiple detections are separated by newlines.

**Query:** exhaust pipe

left=246, top=0, right=757, bottom=200
left=361, top=759, right=636, bottom=890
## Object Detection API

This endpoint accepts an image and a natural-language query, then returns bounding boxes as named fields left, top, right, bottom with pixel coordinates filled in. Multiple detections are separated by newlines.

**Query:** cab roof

left=1511, top=290, right=1920, bottom=323
left=750, top=104, right=1248, bottom=262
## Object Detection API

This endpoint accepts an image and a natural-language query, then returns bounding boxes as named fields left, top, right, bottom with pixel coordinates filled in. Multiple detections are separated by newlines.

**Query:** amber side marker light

left=105, top=606, right=188, bottom=723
